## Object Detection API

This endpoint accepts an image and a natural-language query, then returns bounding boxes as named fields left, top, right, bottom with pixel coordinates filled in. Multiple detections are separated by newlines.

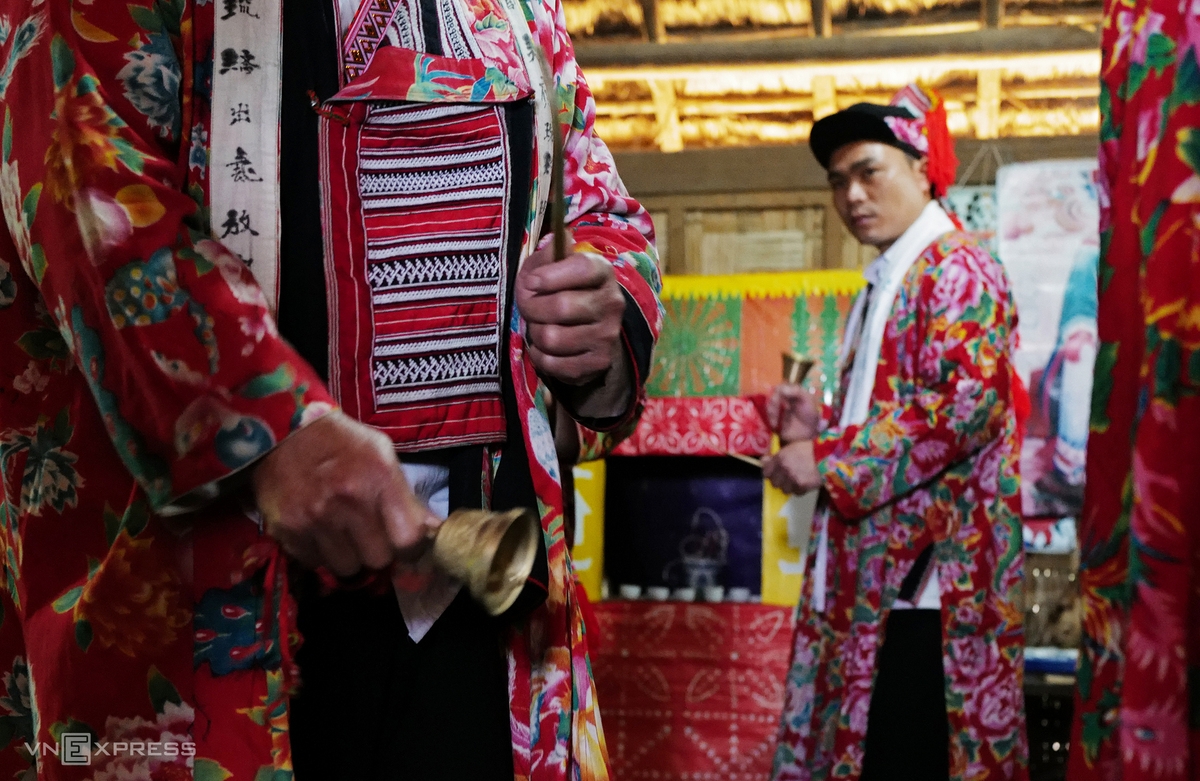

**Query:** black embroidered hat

left=808, top=103, right=921, bottom=170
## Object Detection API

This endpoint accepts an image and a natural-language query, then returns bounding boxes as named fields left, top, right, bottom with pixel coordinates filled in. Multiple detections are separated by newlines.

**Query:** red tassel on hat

left=888, top=84, right=959, bottom=197
left=923, top=91, right=958, bottom=198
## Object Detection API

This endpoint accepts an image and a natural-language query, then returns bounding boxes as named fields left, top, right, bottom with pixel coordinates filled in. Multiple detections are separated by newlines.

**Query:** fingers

left=766, top=386, right=789, bottom=431
left=378, top=471, right=441, bottom=561
left=762, top=455, right=800, bottom=495
left=520, top=236, right=561, bottom=275
left=767, top=384, right=809, bottom=429
left=271, top=526, right=322, bottom=571
left=312, top=525, right=363, bottom=579
left=527, top=341, right=614, bottom=386
left=344, top=506, right=395, bottom=572
left=253, top=411, right=435, bottom=574
left=521, top=251, right=609, bottom=297
left=520, top=287, right=625, bottom=327
left=519, top=269, right=625, bottom=329
left=796, top=389, right=821, bottom=413
left=526, top=320, right=621, bottom=357
left=774, top=383, right=810, bottom=399
left=520, top=259, right=626, bottom=388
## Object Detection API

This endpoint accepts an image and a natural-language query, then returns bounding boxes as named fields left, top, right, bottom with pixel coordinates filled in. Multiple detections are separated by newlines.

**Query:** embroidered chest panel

left=324, top=100, right=513, bottom=450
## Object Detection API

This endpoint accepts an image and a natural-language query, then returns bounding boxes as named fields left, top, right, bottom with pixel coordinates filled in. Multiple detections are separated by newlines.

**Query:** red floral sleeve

left=3, top=4, right=335, bottom=512
left=540, top=0, right=663, bottom=454
left=814, top=243, right=1017, bottom=520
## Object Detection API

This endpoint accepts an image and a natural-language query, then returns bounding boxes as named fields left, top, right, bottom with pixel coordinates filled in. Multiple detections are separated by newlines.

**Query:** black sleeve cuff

left=620, top=286, right=655, bottom=386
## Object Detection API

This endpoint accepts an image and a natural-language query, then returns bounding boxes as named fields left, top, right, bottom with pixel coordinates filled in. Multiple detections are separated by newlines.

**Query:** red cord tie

left=308, top=90, right=350, bottom=126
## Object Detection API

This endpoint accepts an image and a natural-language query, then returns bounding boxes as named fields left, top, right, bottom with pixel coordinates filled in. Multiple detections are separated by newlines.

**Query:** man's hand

left=251, top=410, right=441, bottom=577
left=762, top=440, right=823, bottom=496
left=767, top=384, right=822, bottom=444
left=516, top=238, right=632, bottom=419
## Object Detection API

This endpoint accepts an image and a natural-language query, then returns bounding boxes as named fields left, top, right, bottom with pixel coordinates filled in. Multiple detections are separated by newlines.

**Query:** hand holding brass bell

left=430, top=508, right=541, bottom=615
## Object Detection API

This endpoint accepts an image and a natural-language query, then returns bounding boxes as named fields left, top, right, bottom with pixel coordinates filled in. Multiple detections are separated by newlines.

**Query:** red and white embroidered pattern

left=612, top=397, right=772, bottom=457
left=323, top=101, right=512, bottom=450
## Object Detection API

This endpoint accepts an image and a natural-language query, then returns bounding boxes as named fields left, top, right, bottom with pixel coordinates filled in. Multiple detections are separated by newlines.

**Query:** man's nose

left=845, top=179, right=867, bottom=204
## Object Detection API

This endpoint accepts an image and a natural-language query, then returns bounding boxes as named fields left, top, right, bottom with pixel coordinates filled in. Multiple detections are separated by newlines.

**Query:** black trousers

left=860, top=609, right=950, bottom=781
left=288, top=583, right=515, bottom=781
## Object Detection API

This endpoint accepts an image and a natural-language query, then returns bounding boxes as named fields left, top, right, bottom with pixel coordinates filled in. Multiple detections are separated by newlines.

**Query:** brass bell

left=431, top=508, right=541, bottom=616
left=782, top=351, right=814, bottom=385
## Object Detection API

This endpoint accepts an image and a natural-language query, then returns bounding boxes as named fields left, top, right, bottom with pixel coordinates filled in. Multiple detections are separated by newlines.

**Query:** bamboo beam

left=575, top=25, right=1098, bottom=68
left=975, top=69, right=1002, bottom=139
left=981, top=0, right=1005, bottom=28
left=612, top=135, right=1100, bottom=196
left=648, top=80, right=684, bottom=152
left=591, top=82, right=1100, bottom=118
left=811, top=75, right=838, bottom=119
left=811, top=0, right=833, bottom=38
left=639, top=0, right=665, bottom=42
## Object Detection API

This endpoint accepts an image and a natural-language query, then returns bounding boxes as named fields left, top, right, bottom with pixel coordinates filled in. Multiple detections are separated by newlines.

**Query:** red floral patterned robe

left=0, top=1, right=661, bottom=780
left=771, top=233, right=1028, bottom=781
left=1068, top=0, right=1200, bottom=774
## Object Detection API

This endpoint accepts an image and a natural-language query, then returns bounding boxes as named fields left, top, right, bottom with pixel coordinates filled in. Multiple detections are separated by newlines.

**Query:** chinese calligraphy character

left=219, top=48, right=260, bottom=75
left=220, top=210, right=261, bottom=239
left=221, top=0, right=260, bottom=19
left=238, top=253, right=255, bottom=268
left=230, top=103, right=251, bottom=125
left=226, top=147, right=263, bottom=182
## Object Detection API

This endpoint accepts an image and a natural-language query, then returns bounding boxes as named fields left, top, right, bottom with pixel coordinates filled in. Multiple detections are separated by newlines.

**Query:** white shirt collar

left=862, top=200, right=956, bottom=288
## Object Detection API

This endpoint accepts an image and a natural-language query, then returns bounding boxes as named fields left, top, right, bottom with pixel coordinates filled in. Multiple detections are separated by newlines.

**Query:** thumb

left=379, top=476, right=441, bottom=560
left=523, top=239, right=557, bottom=276
left=765, top=394, right=781, bottom=431
left=521, top=230, right=577, bottom=280
left=776, top=383, right=807, bottom=399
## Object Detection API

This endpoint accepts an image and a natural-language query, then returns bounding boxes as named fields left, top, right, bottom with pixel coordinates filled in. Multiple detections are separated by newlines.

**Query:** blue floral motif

left=188, top=122, right=208, bottom=178
left=116, top=33, right=181, bottom=140
left=194, top=581, right=278, bottom=675
left=0, top=259, right=14, bottom=308
left=105, top=249, right=219, bottom=373
left=213, top=416, right=275, bottom=469
left=526, top=406, right=559, bottom=483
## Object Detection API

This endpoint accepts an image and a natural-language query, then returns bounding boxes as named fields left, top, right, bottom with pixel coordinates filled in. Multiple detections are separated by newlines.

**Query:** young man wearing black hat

left=765, top=85, right=1028, bottom=781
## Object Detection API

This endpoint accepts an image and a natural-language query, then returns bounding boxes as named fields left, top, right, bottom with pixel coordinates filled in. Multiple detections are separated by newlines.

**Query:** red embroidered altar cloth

left=609, top=397, right=772, bottom=457
left=590, top=601, right=794, bottom=780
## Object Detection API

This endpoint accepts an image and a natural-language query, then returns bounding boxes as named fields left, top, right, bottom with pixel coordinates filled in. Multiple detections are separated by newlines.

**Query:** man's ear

left=913, top=155, right=932, bottom=197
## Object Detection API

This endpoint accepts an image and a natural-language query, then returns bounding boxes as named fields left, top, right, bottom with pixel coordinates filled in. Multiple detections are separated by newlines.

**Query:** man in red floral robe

left=764, top=85, right=1027, bottom=780
left=0, top=1, right=662, bottom=779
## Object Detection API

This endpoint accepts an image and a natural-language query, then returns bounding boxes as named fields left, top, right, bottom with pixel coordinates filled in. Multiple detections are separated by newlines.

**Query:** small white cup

left=703, top=586, right=726, bottom=602
left=618, top=584, right=643, bottom=600
left=673, top=587, right=697, bottom=602
left=727, top=587, right=751, bottom=602
left=646, top=586, right=671, bottom=601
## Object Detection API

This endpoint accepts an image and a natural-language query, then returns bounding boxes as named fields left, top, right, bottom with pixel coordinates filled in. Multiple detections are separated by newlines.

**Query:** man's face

left=827, top=141, right=933, bottom=252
